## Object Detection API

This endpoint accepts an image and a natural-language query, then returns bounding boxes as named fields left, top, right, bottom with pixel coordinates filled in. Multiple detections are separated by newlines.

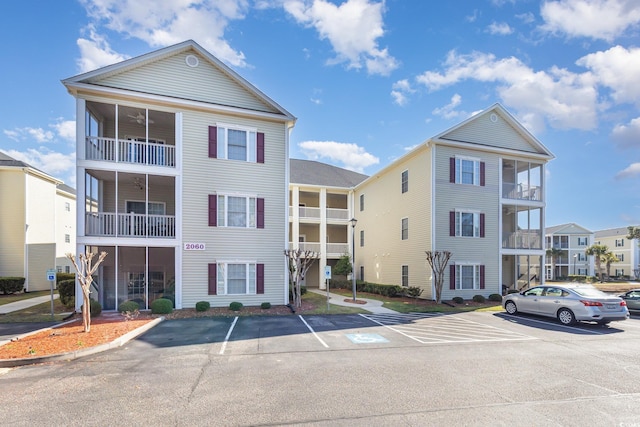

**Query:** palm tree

left=602, top=252, right=619, bottom=280
left=585, top=244, right=609, bottom=282
left=545, top=247, right=564, bottom=280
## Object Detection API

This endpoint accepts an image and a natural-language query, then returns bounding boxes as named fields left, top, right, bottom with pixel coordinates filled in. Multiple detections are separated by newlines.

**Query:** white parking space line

left=219, top=316, right=239, bottom=355
left=361, top=312, right=536, bottom=344
left=501, top=314, right=607, bottom=334
left=298, top=315, right=329, bottom=348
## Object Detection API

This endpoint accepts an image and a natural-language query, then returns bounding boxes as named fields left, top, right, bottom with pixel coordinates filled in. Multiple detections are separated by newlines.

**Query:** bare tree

left=66, top=251, right=108, bottom=332
left=425, top=251, right=452, bottom=304
left=284, top=249, right=319, bottom=309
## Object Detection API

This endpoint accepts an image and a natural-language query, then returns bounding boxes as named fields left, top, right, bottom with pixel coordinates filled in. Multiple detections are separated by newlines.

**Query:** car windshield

left=572, top=287, right=608, bottom=298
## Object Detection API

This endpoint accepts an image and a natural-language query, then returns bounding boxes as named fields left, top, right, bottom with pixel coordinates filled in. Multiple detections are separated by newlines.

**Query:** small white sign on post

left=47, top=269, right=56, bottom=319
left=324, top=266, right=332, bottom=280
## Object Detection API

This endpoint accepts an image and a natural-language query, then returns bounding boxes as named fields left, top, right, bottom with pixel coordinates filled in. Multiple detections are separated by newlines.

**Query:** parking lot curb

left=0, top=317, right=164, bottom=368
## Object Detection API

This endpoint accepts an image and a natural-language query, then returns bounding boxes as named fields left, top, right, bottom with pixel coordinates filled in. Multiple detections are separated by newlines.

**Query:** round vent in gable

left=185, top=55, right=199, bottom=68
left=490, top=113, right=498, bottom=123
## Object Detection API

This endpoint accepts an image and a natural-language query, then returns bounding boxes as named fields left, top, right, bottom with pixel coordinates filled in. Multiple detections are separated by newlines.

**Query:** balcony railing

left=327, top=208, right=349, bottom=220
left=287, top=242, right=349, bottom=255
left=86, top=212, right=175, bottom=238
left=502, top=183, right=541, bottom=201
left=289, top=206, right=350, bottom=221
left=85, top=136, right=175, bottom=167
left=502, top=231, right=542, bottom=249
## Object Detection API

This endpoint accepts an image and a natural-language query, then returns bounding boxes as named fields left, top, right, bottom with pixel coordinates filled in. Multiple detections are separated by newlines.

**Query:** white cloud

left=283, top=0, right=398, bottom=75
left=3, top=127, right=55, bottom=143
left=577, top=45, right=640, bottom=105
left=298, top=140, right=379, bottom=172
left=3, top=148, right=76, bottom=185
left=611, top=116, right=640, bottom=149
left=540, top=0, right=640, bottom=42
left=391, top=79, right=414, bottom=106
left=616, top=162, right=640, bottom=179
left=415, top=50, right=599, bottom=133
left=432, top=94, right=466, bottom=120
left=465, top=10, right=480, bottom=23
left=79, top=0, right=249, bottom=68
left=52, top=120, right=76, bottom=142
left=77, top=26, right=130, bottom=72
left=487, top=22, right=513, bottom=35
left=516, top=12, right=535, bottom=24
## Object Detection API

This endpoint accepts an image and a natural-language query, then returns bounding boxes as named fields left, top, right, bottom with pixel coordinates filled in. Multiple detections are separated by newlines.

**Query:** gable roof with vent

left=290, top=159, right=368, bottom=188
left=546, top=223, right=593, bottom=235
left=62, top=40, right=295, bottom=123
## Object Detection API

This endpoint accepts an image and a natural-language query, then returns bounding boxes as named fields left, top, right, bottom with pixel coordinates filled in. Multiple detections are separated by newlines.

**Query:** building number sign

left=184, top=243, right=206, bottom=251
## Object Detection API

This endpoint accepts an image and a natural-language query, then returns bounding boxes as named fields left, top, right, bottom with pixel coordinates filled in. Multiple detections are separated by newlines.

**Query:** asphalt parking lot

left=3, top=311, right=640, bottom=426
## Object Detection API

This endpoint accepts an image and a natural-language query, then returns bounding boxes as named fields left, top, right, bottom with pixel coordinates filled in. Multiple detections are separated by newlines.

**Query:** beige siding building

left=55, top=184, right=77, bottom=273
left=594, top=227, right=640, bottom=279
left=544, top=223, right=594, bottom=279
left=0, top=152, right=76, bottom=291
left=63, top=40, right=295, bottom=310
left=353, top=104, right=554, bottom=299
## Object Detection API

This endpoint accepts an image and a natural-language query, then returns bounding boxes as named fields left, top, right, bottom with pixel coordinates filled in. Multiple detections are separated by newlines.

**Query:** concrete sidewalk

left=308, top=289, right=397, bottom=314
left=0, top=294, right=59, bottom=315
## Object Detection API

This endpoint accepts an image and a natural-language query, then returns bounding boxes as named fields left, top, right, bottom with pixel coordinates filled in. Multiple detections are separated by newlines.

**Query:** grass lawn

left=0, top=291, right=52, bottom=306
left=301, top=291, right=367, bottom=315
left=0, top=298, right=70, bottom=323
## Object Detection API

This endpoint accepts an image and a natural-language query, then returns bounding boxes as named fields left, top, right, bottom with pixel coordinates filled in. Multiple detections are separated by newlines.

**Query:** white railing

left=287, top=242, right=322, bottom=252
left=326, top=243, right=349, bottom=254
left=298, top=207, right=321, bottom=219
left=326, top=208, right=349, bottom=220
left=86, top=136, right=175, bottom=167
left=502, top=231, right=542, bottom=249
left=86, top=212, right=175, bottom=238
left=502, top=183, right=541, bottom=201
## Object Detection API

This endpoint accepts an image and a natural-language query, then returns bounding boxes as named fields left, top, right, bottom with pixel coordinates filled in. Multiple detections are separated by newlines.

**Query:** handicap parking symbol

left=346, top=333, right=389, bottom=344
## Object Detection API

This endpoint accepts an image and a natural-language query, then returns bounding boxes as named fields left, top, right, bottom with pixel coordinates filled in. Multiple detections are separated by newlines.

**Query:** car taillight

left=620, top=301, right=627, bottom=307
left=580, top=300, right=603, bottom=307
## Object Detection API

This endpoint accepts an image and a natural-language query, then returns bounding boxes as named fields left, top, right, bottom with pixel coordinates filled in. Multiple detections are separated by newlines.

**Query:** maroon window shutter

left=450, top=211, right=455, bottom=237
left=480, top=162, right=485, bottom=186
left=450, top=265, right=456, bottom=290
left=257, top=198, right=265, bottom=229
left=257, top=263, right=264, bottom=294
left=208, top=126, right=217, bottom=158
left=208, top=263, right=217, bottom=295
left=480, top=265, right=485, bottom=289
left=480, top=213, right=485, bottom=238
left=449, top=157, right=456, bottom=183
left=208, top=195, right=217, bottom=227
left=257, top=132, right=265, bottom=164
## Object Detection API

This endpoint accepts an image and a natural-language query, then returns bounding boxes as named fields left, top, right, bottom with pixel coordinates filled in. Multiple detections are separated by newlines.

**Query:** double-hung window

left=454, top=264, right=481, bottom=290
left=453, top=211, right=482, bottom=237
left=208, top=262, right=264, bottom=295
left=615, top=238, right=624, bottom=247
left=401, top=218, right=408, bottom=240
left=209, top=124, right=264, bottom=163
left=616, top=253, right=624, bottom=261
left=578, top=237, right=587, bottom=246
left=359, top=194, right=364, bottom=211
left=360, top=230, right=365, bottom=247
left=453, top=157, right=481, bottom=185
left=401, top=265, right=409, bottom=287
left=401, top=170, right=408, bottom=193
left=210, top=194, right=264, bottom=228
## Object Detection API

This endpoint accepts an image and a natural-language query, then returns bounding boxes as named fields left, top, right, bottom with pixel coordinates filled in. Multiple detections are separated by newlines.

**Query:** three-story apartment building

left=353, top=104, right=554, bottom=299
left=544, top=223, right=594, bottom=279
left=595, top=227, right=640, bottom=279
left=63, top=40, right=295, bottom=310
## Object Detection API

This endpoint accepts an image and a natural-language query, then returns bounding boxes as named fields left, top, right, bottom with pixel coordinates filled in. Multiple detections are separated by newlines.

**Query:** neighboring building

left=0, top=151, right=76, bottom=291
left=594, top=227, right=640, bottom=279
left=289, top=159, right=368, bottom=288
left=544, top=223, right=594, bottom=279
left=62, top=40, right=295, bottom=311
left=353, top=104, right=554, bottom=299
left=56, top=184, right=77, bottom=273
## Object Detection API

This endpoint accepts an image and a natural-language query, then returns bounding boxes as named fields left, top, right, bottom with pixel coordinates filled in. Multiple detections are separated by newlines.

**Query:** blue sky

left=1, top=0, right=639, bottom=231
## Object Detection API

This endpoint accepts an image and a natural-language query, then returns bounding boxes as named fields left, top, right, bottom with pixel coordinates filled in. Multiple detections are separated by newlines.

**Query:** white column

left=319, top=188, right=327, bottom=289
left=292, top=186, right=300, bottom=250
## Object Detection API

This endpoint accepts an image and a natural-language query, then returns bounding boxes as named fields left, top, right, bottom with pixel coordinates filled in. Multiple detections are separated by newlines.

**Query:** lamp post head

left=350, top=218, right=358, bottom=228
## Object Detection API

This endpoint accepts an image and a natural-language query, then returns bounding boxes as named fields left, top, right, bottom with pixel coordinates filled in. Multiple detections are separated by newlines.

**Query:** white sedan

left=502, top=284, right=629, bottom=326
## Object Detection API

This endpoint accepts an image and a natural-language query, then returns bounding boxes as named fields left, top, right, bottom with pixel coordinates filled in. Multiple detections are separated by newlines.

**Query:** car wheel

left=557, top=308, right=576, bottom=326
left=505, top=300, right=518, bottom=315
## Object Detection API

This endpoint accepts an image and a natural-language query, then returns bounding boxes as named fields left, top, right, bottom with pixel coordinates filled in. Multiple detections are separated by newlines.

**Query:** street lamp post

left=350, top=217, right=358, bottom=302
left=573, top=253, right=577, bottom=276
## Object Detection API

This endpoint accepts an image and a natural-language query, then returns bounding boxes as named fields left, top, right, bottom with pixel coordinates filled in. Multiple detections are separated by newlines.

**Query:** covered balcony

left=84, top=101, right=176, bottom=167
left=502, top=205, right=542, bottom=249
left=84, top=170, right=176, bottom=239
left=502, top=159, right=542, bottom=201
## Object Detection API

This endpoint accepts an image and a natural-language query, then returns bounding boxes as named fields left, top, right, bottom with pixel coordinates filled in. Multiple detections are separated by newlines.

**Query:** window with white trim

left=217, top=125, right=257, bottom=162
left=65, top=202, right=70, bottom=212
left=615, top=238, right=624, bottom=247
left=360, top=230, right=364, bottom=247
left=577, top=237, right=587, bottom=246
left=455, top=211, right=480, bottom=237
left=456, top=157, right=480, bottom=185
left=401, top=217, right=408, bottom=240
left=217, top=263, right=257, bottom=295
left=401, top=265, right=409, bottom=287
left=359, top=194, right=364, bottom=211
left=616, top=253, right=624, bottom=261
left=217, top=195, right=257, bottom=228
left=577, top=253, right=586, bottom=262
left=401, top=170, right=408, bottom=193
left=455, top=264, right=481, bottom=290
left=578, top=268, right=587, bottom=276
left=64, top=234, right=70, bottom=243
left=615, top=268, right=624, bottom=277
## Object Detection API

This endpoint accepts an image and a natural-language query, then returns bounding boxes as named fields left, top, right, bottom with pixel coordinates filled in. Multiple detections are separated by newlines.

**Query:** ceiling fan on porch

left=128, top=112, right=154, bottom=125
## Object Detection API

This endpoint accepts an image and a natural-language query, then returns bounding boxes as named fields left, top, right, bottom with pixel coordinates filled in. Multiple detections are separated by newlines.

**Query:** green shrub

left=488, top=293, right=502, bottom=302
left=151, top=298, right=173, bottom=314
left=404, top=286, right=424, bottom=298
left=0, top=277, right=25, bottom=295
left=472, top=294, right=486, bottom=303
left=56, top=272, right=75, bottom=284
left=452, top=296, right=464, bottom=304
left=195, top=301, right=210, bottom=312
left=229, top=301, right=243, bottom=311
left=261, top=302, right=271, bottom=309
left=57, top=279, right=76, bottom=307
left=81, top=299, right=102, bottom=318
left=118, top=300, right=140, bottom=313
